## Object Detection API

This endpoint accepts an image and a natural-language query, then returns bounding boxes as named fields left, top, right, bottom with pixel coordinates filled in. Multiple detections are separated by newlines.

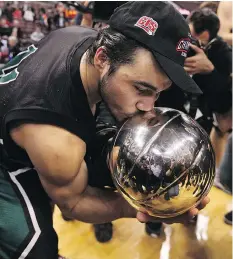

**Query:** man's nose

left=136, top=97, right=155, bottom=112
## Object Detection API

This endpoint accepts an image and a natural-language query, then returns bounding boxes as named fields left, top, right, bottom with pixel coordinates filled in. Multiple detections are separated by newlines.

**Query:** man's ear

left=93, top=47, right=109, bottom=73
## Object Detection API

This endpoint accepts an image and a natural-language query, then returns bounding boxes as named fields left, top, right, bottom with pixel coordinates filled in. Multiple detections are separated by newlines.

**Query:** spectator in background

left=30, top=22, right=45, bottom=42
left=0, top=1, right=4, bottom=17
left=47, top=9, right=55, bottom=31
left=65, top=6, right=77, bottom=22
left=75, top=12, right=83, bottom=26
left=199, top=2, right=219, bottom=14
left=56, top=2, right=65, bottom=14
left=199, top=1, right=233, bottom=46
left=2, top=3, right=13, bottom=23
left=214, top=130, right=232, bottom=225
left=39, top=8, right=48, bottom=28
left=185, top=8, right=232, bottom=134
left=23, top=6, right=35, bottom=22
left=215, top=133, right=232, bottom=194
left=219, top=133, right=232, bottom=225
left=0, top=36, right=9, bottom=62
left=54, top=11, right=68, bottom=28
left=0, top=16, right=11, bottom=28
left=81, top=1, right=94, bottom=27
left=12, top=6, right=22, bottom=20
left=8, top=35, right=20, bottom=59
left=54, top=2, right=69, bottom=29
left=74, top=1, right=86, bottom=25
left=11, top=19, right=23, bottom=39
left=0, top=16, right=12, bottom=38
left=217, top=1, right=232, bottom=46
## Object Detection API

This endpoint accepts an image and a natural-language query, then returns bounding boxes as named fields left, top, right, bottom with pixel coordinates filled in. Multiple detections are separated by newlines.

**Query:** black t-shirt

left=0, top=26, right=97, bottom=169
left=193, top=36, right=232, bottom=114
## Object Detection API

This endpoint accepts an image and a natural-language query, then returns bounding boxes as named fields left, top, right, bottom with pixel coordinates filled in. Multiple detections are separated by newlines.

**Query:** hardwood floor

left=54, top=187, right=232, bottom=259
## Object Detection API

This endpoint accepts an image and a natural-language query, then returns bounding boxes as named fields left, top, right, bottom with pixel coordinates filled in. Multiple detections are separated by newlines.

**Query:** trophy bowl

left=110, top=107, right=215, bottom=218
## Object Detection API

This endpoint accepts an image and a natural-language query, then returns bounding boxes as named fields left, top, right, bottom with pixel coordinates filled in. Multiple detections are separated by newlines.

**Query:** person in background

left=187, top=8, right=232, bottom=226
left=65, top=6, right=77, bottom=23
left=23, top=6, right=35, bottom=22
left=185, top=8, right=232, bottom=134
left=0, top=1, right=3, bottom=17
left=54, top=2, right=69, bottom=29
left=8, top=35, right=20, bottom=59
left=12, top=6, right=22, bottom=20
left=2, top=3, right=13, bottom=23
left=214, top=132, right=232, bottom=225
left=219, top=133, right=232, bottom=225
left=74, top=2, right=85, bottom=26
left=11, top=19, right=23, bottom=39
left=39, top=8, right=48, bottom=28
left=30, top=22, right=45, bottom=42
left=0, top=36, right=9, bottom=63
left=0, top=16, right=11, bottom=28
left=199, top=2, right=219, bottom=14
left=80, top=2, right=94, bottom=28
left=217, top=1, right=232, bottom=46
left=47, top=9, right=55, bottom=32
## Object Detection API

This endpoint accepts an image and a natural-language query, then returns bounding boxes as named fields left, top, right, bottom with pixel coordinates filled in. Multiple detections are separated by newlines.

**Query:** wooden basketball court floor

left=54, top=186, right=232, bottom=259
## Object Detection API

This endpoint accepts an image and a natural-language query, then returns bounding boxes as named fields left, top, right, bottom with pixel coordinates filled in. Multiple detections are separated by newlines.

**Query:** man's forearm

left=63, top=186, right=137, bottom=224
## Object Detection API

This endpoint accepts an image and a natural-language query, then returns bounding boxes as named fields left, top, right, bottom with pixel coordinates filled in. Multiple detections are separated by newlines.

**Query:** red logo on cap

left=135, top=16, right=158, bottom=36
left=176, top=38, right=191, bottom=53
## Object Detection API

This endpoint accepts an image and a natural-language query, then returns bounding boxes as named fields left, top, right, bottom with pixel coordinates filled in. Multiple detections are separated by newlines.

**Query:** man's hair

left=187, top=8, right=220, bottom=40
left=87, top=27, right=144, bottom=76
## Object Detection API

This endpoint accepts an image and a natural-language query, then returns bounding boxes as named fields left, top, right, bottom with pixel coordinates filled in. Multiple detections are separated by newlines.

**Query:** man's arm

left=80, top=1, right=93, bottom=27
left=184, top=43, right=231, bottom=92
left=10, top=123, right=136, bottom=223
left=10, top=123, right=209, bottom=225
left=217, top=1, right=232, bottom=46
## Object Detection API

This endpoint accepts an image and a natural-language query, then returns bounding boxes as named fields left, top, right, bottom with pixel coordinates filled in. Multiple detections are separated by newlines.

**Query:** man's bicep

left=10, top=123, right=87, bottom=186
left=39, top=159, right=89, bottom=213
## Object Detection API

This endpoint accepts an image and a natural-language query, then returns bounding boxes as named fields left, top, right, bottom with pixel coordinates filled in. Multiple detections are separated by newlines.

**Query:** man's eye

left=136, top=86, right=145, bottom=92
left=135, top=85, right=152, bottom=95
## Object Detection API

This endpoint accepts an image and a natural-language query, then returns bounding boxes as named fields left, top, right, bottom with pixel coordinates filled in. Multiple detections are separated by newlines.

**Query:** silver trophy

left=109, top=107, right=215, bottom=218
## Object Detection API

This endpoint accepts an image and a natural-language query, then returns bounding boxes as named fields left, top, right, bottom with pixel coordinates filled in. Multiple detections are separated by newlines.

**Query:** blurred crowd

left=0, top=1, right=91, bottom=64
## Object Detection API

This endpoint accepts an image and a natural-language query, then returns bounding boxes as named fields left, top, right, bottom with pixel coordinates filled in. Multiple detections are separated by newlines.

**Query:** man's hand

left=136, top=196, right=210, bottom=224
left=184, top=44, right=214, bottom=75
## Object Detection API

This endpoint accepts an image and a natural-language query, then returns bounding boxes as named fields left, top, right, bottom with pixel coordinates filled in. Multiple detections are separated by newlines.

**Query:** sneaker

left=224, top=211, right=232, bottom=225
left=145, top=222, right=162, bottom=238
left=93, top=222, right=113, bottom=243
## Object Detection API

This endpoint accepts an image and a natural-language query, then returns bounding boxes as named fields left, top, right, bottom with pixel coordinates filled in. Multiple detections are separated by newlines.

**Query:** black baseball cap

left=109, top=1, right=202, bottom=94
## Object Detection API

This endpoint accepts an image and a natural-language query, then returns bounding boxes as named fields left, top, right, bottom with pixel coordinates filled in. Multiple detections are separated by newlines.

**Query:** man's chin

left=115, top=114, right=136, bottom=123
left=114, top=115, right=125, bottom=123
left=106, top=106, right=136, bottom=122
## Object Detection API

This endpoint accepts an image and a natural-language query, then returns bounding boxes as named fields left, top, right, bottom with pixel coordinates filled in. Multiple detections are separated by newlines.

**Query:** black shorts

left=0, top=165, right=59, bottom=259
